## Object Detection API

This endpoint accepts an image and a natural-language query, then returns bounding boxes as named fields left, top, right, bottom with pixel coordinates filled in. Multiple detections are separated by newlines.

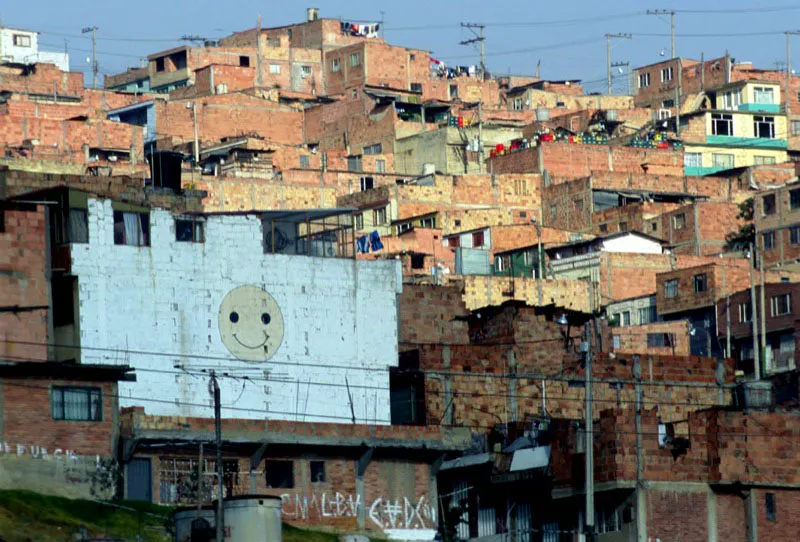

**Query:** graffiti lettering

left=0, top=442, right=79, bottom=461
left=279, top=492, right=435, bottom=530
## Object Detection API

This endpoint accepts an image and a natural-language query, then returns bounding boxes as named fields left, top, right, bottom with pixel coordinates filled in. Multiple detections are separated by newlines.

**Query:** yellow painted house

left=680, top=80, right=788, bottom=175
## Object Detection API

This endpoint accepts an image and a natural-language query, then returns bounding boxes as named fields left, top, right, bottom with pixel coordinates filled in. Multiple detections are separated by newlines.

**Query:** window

left=791, top=189, right=800, bottom=209
left=359, top=176, right=374, bottom=191
left=239, top=55, right=250, bottom=67
left=739, top=302, right=752, bottom=323
left=661, top=66, right=673, bottom=82
left=652, top=221, right=658, bottom=232
left=331, top=58, right=341, bottom=72
left=420, top=216, right=436, bottom=228
left=672, top=213, right=686, bottom=230
left=712, top=153, right=734, bottom=169
left=754, top=116, right=776, bottom=139
left=665, top=279, right=678, bottom=298
left=67, top=208, right=89, bottom=243
left=765, top=493, right=776, bottom=522
left=265, top=460, right=294, bottom=488
left=711, top=113, right=733, bottom=136
left=638, top=73, right=650, bottom=88
left=771, top=293, right=791, bottom=316
left=472, top=231, right=485, bottom=248
left=449, top=85, right=458, bottom=99
left=299, top=155, right=310, bottom=167
left=175, top=218, right=204, bottom=243
left=693, top=273, right=707, bottom=293
left=639, top=305, right=658, bottom=325
left=397, top=222, right=412, bottom=235
left=684, top=152, right=702, bottom=168
left=310, top=461, right=326, bottom=483
left=350, top=53, right=361, bottom=67
left=621, top=311, right=631, bottom=327
left=269, top=64, right=281, bottom=74
left=662, top=99, right=675, bottom=108
left=720, top=88, right=742, bottom=110
left=763, top=231, right=775, bottom=249
left=353, top=213, right=364, bottom=231
left=347, top=155, right=363, bottom=172
left=375, top=159, right=386, bottom=173
left=0, top=209, right=4, bottom=233
left=373, top=207, right=387, bottom=225
left=619, top=222, right=628, bottom=232
left=113, top=210, right=150, bottom=246
left=155, top=57, right=165, bottom=72
left=761, top=194, right=775, bottom=216
left=52, top=387, right=102, bottom=421
left=514, top=179, right=529, bottom=195
left=791, top=226, right=800, bottom=245
left=447, top=236, right=460, bottom=248
left=574, top=198, right=584, bottom=211
left=300, top=66, right=312, bottom=78
left=550, top=204, right=557, bottom=219
left=13, top=34, right=31, bottom=47
left=411, top=253, right=425, bottom=269
left=754, top=155, right=777, bottom=165
left=792, top=120, right=800, bottom=135
left=512, top=97, right=524, bottom=110
left=363, top=143, right=382, bottom=155
left=410, top=82, right=422, bottom=93
left=496, top=255, right=510, bottom=272
left=647, top=333, right=672, bottom=348
left=753, top=87, right=775, bottom=105
left=599, top=224, right=608, bottom=233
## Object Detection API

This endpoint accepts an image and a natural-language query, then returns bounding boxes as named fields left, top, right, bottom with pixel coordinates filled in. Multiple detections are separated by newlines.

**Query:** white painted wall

left=600, top=234, right=664, bottom=254
left=0, top=28, right=69, bottom=71
left=70, top=199, right=402, bottom=423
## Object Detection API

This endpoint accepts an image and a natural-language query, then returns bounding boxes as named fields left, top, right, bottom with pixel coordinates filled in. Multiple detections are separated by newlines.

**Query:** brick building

left=548, top=405, right=800, bottom=541
left=120, top=406, right=470, bottom=537
left=716, top=282, right=800, bottom=377
left=755, top=180, right=800, bottom=268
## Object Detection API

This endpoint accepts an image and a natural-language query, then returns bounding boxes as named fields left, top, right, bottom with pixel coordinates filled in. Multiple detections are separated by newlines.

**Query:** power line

left=0, top=378, right=794, bottom=440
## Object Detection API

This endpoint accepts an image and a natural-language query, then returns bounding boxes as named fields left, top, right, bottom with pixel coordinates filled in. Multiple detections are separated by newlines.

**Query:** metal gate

left=512, top=502, right=531, bottom=542
left=127, top=458, right=152, bottom=502
left=477, top=507, right=497, bottom=538
left=541, top=522, right=559, bottom=542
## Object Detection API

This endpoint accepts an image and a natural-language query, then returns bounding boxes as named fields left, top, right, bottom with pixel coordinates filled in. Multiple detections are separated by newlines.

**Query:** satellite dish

left=659, top=49, right=666, bottom=57
left=618, top=67, right=624, bottom=74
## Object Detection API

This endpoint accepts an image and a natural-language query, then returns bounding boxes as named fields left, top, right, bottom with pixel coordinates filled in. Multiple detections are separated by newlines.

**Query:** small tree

left=725, top=197, right=755, bottom=251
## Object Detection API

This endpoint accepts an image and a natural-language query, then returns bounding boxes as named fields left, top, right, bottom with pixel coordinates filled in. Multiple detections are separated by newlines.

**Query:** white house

left=0, top=27, right=70, bottom=71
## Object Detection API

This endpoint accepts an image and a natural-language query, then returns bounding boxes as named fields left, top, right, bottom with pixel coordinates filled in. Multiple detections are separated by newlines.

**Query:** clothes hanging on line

left=356, top=236, right=370, bottom=253
left=369, top=231, right=384, bottom=252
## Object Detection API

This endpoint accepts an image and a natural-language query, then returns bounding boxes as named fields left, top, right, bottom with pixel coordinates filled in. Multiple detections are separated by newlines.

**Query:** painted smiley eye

left=230, top=312, right=239, bottom=323
left=261, top=313, right=271, bottom=325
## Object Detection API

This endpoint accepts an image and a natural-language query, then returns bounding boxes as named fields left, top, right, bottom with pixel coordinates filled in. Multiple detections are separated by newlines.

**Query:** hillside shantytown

left=1, top=6, right=800, bottom=542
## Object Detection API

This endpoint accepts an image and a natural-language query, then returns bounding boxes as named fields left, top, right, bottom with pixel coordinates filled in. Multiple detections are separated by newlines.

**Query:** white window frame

left=739, top=302, right=752, bottom=323
left=269, top=64, right=281, bottom=74
left=331, top=58, right=341, bottom=72
left=754, top=115, right=776, bottom=139
left=753, top=86, right=775, bottom=105
left=711, top=113, right=733, bottom=136
left=638, top=72, right=650, bottom=88
left=771, top=293, right=792, bottom=316
left=684, top=152, right=702, bottom=168
left=712, top=153, right=734, bottom=169
left=660, top=66, right=673, bottom=82
left=12, top=34, right=31, bottom=48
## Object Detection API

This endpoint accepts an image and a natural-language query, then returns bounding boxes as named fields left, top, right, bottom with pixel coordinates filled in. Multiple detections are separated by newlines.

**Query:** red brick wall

left=0, top=63, right=85, bottom=97
left=1, top=378, right=118, bottom=457
left=399, top=283, right=470, bottom=349
left=0, top=204, right=48, bottom=362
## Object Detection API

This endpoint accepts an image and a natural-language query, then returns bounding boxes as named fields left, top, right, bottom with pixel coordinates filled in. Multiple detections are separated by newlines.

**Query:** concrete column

left=636, top=488, right=647, bottom=542
left=745, top=490, right=758, bottom=542
left=707, top=491, right=717, bottom=542
left=443, top=346, right=454, bottom=425
left=356, top=448, right=374, bottom=530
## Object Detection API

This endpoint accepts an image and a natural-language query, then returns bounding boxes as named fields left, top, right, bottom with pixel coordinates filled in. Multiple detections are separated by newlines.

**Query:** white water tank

left=307, top=8, right=320, bottom=21
left=225, top=496, right=282, bottom=542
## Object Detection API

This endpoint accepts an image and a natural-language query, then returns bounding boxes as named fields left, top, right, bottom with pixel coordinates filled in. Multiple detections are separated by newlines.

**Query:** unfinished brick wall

left=607, top=320, right=692, bottom=356
left=488, top=143, right=685, bottom=178
left=658, top=202, right=742, bottom=256
left=399, top=283, right=471, bottom=349
left=0, top=63, right=85, bottom=97
left=0, top=203, right=48, bottom=362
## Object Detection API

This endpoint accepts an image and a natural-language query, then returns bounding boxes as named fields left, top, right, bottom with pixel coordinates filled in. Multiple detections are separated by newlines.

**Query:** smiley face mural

left=218, top=285, right=285, bottom=362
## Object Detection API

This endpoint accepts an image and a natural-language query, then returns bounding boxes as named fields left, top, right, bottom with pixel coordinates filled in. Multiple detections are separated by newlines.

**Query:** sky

left=2, top=0, right=800, bottom=93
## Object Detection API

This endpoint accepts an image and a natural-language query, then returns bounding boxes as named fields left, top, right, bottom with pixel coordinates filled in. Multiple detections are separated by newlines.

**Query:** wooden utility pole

left=211, top=372, right=224, bottom=541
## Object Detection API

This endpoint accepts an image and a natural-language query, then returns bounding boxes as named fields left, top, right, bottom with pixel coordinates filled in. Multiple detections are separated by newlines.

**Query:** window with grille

left=350, top=53, right=361, bottom=67
left=763, top=231, right=775, bottom=250
left=52, top=387, right=102, bottom=421
left=665, top=279, right=678, bottom=298
left=660, top=67, right=673, bottom=82
left=639, top=305, right=658, bottom=325
left=638, top=73, right=650, bottom=88
left=712, top=153, right=734, bottom=169
left=684, top=152, right=702, bottom=168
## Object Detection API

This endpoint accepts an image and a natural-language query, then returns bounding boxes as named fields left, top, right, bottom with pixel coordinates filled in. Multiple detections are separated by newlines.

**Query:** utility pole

left=460, top=23, right=486, bottom=79
left=675, top=58, right=683, bottom=136
left=786, top=32, right=800, bottom=117
left=477, top=100, right=484, bottom=172
left=191, top=102, right=200, bottom=166
left=759, top=237, right=767, bottom=373
left=533, top=217, right=543, bottom=305
left=197, top=442, right=204, bottom=510
left=611, top=61, right=631, bottom=95
left=211, top=372, right=224, bottom=542
left=646, top=9, right=676, bottom=58
left=606, top=33, right=632, bottom=94
left=255, top=16, right=263, bottom=87
left=748, top=244, right=761, bottom=380
left=82, top=26, right=98, bottom=89
left=584, top=320, right=595, bottom=541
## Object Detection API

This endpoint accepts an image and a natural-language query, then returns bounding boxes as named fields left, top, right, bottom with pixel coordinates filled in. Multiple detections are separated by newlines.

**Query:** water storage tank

left=174, top=507, right=215, bottom=542
left=307, top=8, right=319, bottom=21
left=225, top=496, right=282, bottom=542
left=535, top=108, right=550, bottom=121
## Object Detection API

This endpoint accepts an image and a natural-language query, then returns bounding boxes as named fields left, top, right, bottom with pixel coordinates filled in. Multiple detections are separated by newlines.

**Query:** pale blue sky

left=3, top=0, right=799, bottom=92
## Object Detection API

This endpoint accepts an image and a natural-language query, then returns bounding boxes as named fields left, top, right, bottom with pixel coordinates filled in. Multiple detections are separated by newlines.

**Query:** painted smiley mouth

left=233, top=332, right=269, bottom=349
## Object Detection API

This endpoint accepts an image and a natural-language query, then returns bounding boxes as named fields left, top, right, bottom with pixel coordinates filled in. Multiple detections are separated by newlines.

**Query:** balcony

left=705, top=135, right=787, bottom=149
left=738, top=103, right=782, bottom=114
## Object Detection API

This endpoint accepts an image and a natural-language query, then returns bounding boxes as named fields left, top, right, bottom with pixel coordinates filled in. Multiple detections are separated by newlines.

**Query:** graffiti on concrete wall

left=279, top=492, right=436, bottom=530
left=0, top=442, right=80, bottom=461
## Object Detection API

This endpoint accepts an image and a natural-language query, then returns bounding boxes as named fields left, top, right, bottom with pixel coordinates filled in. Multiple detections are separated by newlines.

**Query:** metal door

left=127, top=458, right=152, bottom=501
